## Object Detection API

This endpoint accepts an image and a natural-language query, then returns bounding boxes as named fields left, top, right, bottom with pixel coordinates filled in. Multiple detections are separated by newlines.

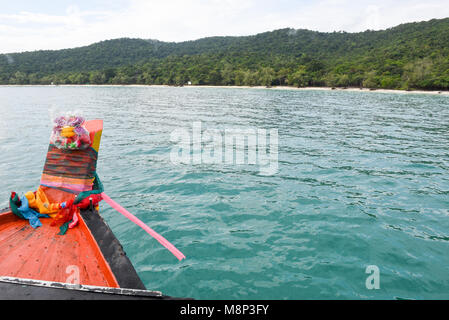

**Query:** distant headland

left=1, top=17, right=448, bottom=92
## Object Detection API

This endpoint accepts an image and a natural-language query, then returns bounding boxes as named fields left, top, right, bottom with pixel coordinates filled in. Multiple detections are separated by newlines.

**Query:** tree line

left=1, top=18, right=448, bottom=90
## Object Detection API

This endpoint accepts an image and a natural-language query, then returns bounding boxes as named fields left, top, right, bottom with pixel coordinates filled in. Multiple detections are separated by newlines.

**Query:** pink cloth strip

left=40, top=180, right=92, bottom=192
left=101, top=193, right=186, bottom=261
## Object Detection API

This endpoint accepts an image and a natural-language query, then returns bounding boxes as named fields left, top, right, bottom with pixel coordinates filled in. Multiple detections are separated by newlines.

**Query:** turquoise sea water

left=0, top=86, right=449, bottom=299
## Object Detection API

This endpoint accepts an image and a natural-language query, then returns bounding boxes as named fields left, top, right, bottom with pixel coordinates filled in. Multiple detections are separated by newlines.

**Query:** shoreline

left=1, top=84, right=448, bottom=95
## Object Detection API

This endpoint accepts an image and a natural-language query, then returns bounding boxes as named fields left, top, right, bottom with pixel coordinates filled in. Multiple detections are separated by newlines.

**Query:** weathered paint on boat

left=0, top=208, right=118, bottom=287
left=0, top=205, right=184, bottom=299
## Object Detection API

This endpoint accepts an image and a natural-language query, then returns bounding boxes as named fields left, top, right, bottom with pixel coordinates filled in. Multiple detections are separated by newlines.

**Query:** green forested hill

left=1, top=18, right=448, bottom=90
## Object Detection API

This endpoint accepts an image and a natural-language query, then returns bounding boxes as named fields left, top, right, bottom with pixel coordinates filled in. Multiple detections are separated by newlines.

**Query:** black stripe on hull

left=79, top=207, right=147, bottom=290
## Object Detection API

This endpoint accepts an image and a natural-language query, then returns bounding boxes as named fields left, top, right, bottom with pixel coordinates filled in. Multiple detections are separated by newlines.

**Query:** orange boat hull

left=0, top=209, right=119, bottom=287
left=0, top=119, right=181, bottom=299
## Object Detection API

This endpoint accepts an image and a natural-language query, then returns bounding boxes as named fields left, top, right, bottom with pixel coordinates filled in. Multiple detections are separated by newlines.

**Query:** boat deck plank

left=0, top=211, right=118, bottom=288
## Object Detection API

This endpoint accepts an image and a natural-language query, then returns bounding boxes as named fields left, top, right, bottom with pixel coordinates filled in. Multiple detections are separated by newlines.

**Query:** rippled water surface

left=1, top=86, right=449, bottom=299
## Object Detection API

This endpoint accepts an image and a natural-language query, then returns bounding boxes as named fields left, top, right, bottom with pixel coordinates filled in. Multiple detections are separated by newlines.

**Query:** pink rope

left=101, top=193, right=186, bottom=261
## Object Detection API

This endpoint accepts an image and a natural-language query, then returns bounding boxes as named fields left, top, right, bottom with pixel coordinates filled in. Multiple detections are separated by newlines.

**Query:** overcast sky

left=1, top=0, right=448, bottom=53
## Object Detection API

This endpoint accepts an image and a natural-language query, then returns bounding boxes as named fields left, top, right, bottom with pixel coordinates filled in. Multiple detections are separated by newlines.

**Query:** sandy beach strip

left=1, top=84, right=448, bottom=96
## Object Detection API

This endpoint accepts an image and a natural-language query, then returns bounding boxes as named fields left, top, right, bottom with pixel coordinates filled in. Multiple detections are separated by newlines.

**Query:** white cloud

left=0, top=0, right=448, bottom=53
left=362, top=5, right=381, bottom=30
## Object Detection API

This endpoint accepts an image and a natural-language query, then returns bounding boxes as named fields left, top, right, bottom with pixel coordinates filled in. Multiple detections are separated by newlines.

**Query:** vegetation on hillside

left=1, top=18, right=448, bottom=90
